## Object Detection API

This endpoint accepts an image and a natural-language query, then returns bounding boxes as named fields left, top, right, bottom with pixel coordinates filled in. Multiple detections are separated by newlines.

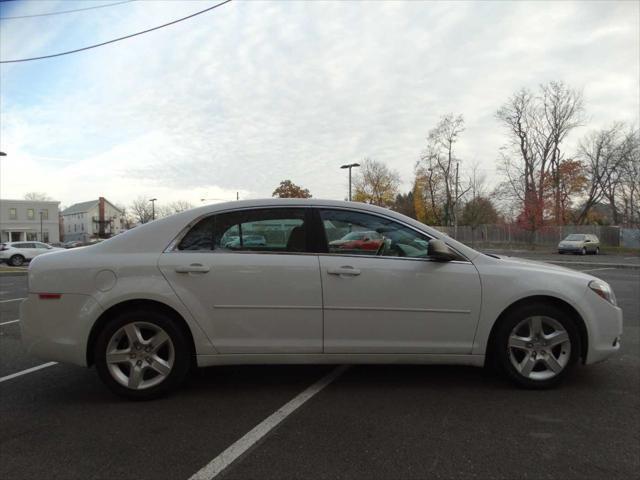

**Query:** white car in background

left=21, top=199, right=623, bottom=399
left=0, top=241, right=63, bottom=266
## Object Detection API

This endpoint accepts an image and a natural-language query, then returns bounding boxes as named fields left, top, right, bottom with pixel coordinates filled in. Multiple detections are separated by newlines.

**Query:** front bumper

left=20, top=293, right=103, bottom=366
left=582, top=290, right=623, bottom=364
left=558, top=246, right=584, bottom=253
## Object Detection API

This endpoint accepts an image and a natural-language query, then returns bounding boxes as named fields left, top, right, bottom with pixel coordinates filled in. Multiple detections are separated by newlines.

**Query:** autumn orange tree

left=542, top=159, right=587, bottom=223
left=272, top=180, right=312, bottom=198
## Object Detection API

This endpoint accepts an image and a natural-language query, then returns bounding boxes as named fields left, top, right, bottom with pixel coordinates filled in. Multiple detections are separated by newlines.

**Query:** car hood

left=491, top=254, right=593, bottom=277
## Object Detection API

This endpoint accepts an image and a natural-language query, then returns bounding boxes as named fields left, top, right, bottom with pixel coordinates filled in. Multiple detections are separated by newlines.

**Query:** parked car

left=21, top=199, right=622, bottom=399
left=223, top=234, right=267, bottom=249
left=329, top=230, right=383, bottom=252
left=558, top=234, right=600, bottom=255
left=63, top=240, right=84, bottom=249
left=0, top=241, right=63, bottom=266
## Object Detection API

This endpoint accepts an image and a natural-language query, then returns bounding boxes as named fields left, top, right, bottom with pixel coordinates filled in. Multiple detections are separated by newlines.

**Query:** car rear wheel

left=9, top=255, right=25, bottom=266
left=594, top=247, right=600, bottom=255
left=494, top=303, right=580, bottom=389
left=95, top=309, right=191, bottom=400
left=581, top=247, right=587, bottom=255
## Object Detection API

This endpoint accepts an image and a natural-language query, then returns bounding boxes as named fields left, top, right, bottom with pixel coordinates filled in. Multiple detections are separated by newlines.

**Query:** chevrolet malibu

left=21, top=199, right=622, bottom=399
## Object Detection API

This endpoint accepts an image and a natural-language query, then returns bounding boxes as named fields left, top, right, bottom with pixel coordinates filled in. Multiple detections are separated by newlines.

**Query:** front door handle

left=175, top=264, right=210, bottom=274
left=327, top=266, right=361, bottom=276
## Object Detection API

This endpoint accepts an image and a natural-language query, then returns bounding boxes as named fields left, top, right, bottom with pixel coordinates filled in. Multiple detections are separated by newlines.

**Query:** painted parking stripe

left=189, top=365, right=349, bottom=480
left=0, top=297, right=25, bottom=303
left=0, top=318, right=19, bottom=326
left=0, top=362, right=58, bottom=383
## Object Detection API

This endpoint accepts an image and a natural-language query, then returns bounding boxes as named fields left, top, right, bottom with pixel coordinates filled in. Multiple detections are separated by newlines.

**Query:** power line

left=0, top=0, right=136, bottom=21
left=0, top=0, right=233, bottom=64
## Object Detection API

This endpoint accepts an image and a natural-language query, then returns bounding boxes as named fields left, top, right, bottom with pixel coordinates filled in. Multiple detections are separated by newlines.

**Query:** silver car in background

left=558, top=234, right=600, bottom=255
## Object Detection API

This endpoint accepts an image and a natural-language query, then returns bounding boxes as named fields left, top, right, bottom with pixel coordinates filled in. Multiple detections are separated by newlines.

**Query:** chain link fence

left=434, top=224, right=640, bottom=248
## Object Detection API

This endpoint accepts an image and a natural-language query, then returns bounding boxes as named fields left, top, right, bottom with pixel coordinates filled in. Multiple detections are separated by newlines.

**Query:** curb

left=0, top=270, right=28, bottom=276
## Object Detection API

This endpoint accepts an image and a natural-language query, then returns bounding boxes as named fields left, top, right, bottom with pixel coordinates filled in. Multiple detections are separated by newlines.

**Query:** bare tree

left=24, top=192, right=53, bottom=201
left=418, top=114, right=467, bottom=226
left=167, top=201, right=194, bottom=214
left=129, top=197, right=153, bottom=224
left=618, top=128, right=640, bottom=225
left=353, top=158, right=400, bottom=207
left=541, top=82, right=584, bottom=224
left=495, top=82, right=583, bottom=232
left=577, top=124, right=638, bottom=224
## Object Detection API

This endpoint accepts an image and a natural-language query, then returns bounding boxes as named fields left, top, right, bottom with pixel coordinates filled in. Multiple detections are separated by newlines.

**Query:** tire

left=594, top=247, right=600, bottom=255
left=9, top=255, right=25, bottom=266
left=558, top=251, right=563, bottom=255
left=581, top=247, right=587, bottom=255
left=94, top=309, right=191, bottom=400
left=494, top=302, right=581, bottom=389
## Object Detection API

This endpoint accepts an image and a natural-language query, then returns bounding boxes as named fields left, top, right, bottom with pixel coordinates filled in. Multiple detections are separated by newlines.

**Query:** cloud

left=1, top=0, right=638, bottom=208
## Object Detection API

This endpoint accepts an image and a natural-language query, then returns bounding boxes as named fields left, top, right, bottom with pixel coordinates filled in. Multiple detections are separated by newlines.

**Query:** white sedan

left=0, top=241, right=63, bottom=266
left=21, top=199, right=622, bottom=399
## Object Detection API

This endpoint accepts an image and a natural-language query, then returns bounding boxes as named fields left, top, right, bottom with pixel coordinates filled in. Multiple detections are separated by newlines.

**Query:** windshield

left=565, top=234, right=585, bottom=241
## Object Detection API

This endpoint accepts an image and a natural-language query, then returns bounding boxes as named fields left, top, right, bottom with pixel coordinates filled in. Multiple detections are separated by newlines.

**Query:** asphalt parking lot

left=1, top=258, right=638, bottom=480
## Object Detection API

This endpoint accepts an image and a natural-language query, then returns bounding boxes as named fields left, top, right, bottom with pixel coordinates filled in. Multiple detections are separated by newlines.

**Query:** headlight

left=589, top=280, right=617, bottom=306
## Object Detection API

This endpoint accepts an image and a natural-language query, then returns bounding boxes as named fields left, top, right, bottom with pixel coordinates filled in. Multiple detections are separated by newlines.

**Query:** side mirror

left=427, top=239, right=457, bottom=262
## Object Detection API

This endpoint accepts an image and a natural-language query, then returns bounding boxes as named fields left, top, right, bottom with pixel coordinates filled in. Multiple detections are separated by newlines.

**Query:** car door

left=32, top=242, right=50, bottom=257
left=158, top=207, right=323, bottom=354
left=317, top=208, right=482, bottom=354
left=19, top=243, right=36, bottom=259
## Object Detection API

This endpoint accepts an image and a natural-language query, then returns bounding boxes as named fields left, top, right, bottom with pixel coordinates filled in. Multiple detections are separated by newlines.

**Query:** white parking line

left=0, top=318, right=20, bottom=326
left=189, top=365, right=349, bottom=480
left=0, top=297, right=25, bottom=303
left=0, top=362, right=58, bottom=383
left=582, top=267, right=615, bottom=273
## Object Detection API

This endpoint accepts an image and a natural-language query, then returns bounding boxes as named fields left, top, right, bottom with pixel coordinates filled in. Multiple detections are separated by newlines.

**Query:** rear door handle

left=327, top=266, right=361, bottom=276
left=175, top=264, right=210, bottom=274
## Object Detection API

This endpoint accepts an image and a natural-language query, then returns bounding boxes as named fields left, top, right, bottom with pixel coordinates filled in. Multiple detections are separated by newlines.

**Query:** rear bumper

left=20, top=293, right=103, bottom=366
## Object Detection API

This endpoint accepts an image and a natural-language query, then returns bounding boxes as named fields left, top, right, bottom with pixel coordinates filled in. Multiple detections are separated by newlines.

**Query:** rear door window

left=177, top=208, right=311, bottom=253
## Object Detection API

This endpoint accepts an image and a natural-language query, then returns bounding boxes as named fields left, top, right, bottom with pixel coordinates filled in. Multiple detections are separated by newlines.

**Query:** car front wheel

left=495, top=303, right=580, bottom=389
left=95, top=309, right=191, bottom=400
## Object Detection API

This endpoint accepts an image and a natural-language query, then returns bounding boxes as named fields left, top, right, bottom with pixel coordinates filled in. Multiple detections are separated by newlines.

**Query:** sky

left=0, top=0, right=638, bottom=209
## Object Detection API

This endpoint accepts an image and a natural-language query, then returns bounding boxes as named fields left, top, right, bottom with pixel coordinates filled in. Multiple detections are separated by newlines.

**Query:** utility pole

left=149, top=198, right=157, bottom=221
left=236, top=192, right=239, bottom=201
left=39, top=211, right=44, bottom=242
left=340, top=163, right=360, bottom=201
left=454, top=161, right=459, bottom=239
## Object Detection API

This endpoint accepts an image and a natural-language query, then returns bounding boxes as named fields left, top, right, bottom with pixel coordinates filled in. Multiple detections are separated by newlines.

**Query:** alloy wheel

left=507, top=316, right=571, bottom=381
left=105, top=321, right=175, bottom=390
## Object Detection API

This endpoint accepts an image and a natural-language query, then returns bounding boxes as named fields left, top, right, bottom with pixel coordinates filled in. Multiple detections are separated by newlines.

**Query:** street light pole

left=340, top=163, right=360, bottom=201
left=149, top=198, right=157, bottom=221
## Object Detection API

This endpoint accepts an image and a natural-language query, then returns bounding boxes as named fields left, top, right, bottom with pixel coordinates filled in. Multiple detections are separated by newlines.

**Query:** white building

left=62, top=197, right=125, bottom=242
left=0, top=199, right=61, bottom=244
